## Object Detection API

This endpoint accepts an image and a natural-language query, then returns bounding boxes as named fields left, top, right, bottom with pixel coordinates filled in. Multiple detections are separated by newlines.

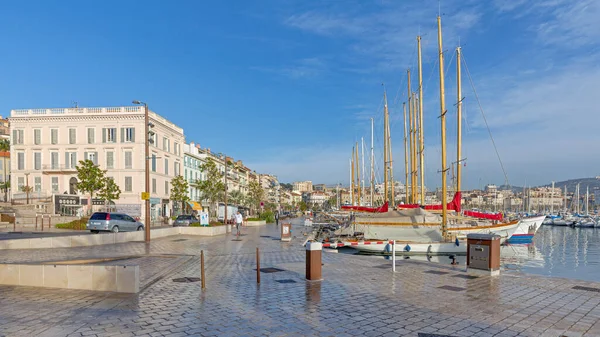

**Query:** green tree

left=228, top=189, right=245, bottom=207
left=76, top=159, right=106, bottom=213
left=0, top=139, right=9, bottom=202
left=248, top=180, right=264, bottom=214
left=299, top=200, right=308, bottom=212
left=20, top=185, right=33, bottom=204
left=170, top=175, right=189, bottom=215
left=97, top=177, right=121, bottom=211
left=194, top=159, right=224, bottom=217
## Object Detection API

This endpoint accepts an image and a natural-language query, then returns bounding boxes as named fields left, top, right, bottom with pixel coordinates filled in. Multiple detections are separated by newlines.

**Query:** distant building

left=313, top=184, right=327, bottom=192
left=293, top=180, right=313, bottom=193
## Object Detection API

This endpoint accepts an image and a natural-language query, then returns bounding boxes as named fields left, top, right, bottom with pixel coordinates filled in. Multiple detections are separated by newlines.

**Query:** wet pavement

left=1, top=218, right=600, bottom=336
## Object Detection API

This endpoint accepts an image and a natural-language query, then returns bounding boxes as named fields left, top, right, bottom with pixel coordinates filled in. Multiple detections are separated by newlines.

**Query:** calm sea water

left=506, top=226, right=600, bottom=282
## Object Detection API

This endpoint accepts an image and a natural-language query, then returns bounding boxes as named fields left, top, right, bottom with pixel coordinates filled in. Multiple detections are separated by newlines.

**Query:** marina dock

left=1, top=218, right=599, bottom=336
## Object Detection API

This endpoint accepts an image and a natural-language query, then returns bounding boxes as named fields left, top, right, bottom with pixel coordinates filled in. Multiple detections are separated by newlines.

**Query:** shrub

left=246, top=217, right=261, bottom=221
left=259, top=210, right=275, bottom=223
left=56, top=217, right=89, bottom=230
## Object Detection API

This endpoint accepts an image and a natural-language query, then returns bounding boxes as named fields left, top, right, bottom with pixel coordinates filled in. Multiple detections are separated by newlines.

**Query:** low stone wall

left=0, top=264, right=139, bottom=293
left=0, top=226, right=226, bottom=250
left=245, top=220, right=267, bottom=227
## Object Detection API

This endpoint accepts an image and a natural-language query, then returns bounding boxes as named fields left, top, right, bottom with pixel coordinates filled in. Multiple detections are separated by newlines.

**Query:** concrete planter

left=246, top=220, right=267, bottom=227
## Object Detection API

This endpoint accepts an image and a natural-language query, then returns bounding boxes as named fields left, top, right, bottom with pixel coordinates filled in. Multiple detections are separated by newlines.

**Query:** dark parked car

left=87, top=212, right=144, bottom=233
left=173, top=215, right=200, bottom=227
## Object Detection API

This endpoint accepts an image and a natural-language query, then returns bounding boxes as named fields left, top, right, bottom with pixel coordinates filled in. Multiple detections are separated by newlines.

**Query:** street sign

left=199, top=212, right=209, bottom=226
left=141, top=192, right=149, bottom=200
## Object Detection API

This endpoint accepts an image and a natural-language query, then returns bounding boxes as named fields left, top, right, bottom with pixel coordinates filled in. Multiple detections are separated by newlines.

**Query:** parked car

left=87, top=212, right=144, bottom=233
left=173, top=214, right=200, bottom=227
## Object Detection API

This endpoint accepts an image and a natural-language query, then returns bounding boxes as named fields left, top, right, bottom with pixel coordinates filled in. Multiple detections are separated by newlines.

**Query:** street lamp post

left=133, top=100, right=151, bottom=243
left=25, top=172, right=30, bottom=205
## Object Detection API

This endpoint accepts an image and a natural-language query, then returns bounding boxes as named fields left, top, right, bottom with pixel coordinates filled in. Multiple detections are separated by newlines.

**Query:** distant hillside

left=499, top=177, right=600, bottom=193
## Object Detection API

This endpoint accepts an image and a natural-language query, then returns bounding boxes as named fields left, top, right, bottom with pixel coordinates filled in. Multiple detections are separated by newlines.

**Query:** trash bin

left=467, top=233, right=501, bottom=276
left=281, top=223, right=292, bottom=242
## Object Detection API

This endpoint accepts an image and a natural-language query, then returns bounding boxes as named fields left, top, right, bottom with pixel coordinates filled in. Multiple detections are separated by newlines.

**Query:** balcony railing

left=42, top=165, right=77, bottom=171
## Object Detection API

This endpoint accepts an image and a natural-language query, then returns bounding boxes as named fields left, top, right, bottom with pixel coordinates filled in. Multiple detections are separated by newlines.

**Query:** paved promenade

left=1, top=219, right=600, bottom=337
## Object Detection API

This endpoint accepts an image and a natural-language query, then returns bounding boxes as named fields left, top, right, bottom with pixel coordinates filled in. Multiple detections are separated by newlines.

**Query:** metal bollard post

left=35, top=214, right=38, bottom=230
left=13, top=213, right=16, bottom=232
left=256, top=247, right=261, bottom=284
left=41, top=215, right=44, bottom=232
left=392, top=240, right=396, bottom=272
left=201, top=250, right=206, bottom=290
left=48, top=215, right=51, bottom=229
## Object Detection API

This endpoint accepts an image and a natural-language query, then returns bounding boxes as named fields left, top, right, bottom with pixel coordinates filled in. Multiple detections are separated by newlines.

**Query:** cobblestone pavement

left=1, top=219, right=600, bottom=337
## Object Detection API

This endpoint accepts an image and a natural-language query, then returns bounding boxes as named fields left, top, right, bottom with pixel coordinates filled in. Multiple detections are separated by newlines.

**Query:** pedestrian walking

left=275, top=211, right=279, bottom=226
left=235, top=211, right=243, bottom=237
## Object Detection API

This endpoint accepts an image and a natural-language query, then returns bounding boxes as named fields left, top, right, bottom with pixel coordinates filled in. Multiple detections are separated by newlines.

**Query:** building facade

left=9, top=106, right=184, bottom=222
left=183, top=142, right=206, bottom=203
left=293, top=180, right=313, bottom=193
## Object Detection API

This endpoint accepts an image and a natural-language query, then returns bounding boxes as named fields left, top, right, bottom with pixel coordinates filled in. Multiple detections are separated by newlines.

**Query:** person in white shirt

left=235, top=211, right=243, bottom=236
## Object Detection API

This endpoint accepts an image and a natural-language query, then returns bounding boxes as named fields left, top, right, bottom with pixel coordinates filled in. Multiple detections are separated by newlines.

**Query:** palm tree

left=0, top=139, right=10, bottom=202
left=228, top=189, right=244, bottom=206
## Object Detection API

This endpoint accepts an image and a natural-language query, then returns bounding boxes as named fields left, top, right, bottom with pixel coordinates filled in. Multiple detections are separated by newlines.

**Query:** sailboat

left=334, top=16, right=519, bottom=254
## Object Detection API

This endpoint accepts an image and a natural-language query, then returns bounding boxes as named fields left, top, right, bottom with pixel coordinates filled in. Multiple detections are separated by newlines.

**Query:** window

left=87, top=128, right=95, bottom=144
left=165, top=181, right=169, bottom=195
left=103, top=128, right=117, bottom=143
left=124, top=151, right=132, bottom=169
left=164, top=159, right=169, bottom=175
left=184, top=169, right=187, bottom=181
left=34, top=129, right=41, bottom=145
left=150, top=133, right=157, bottom=147
left=125, top=177, right=132, bottom=192
left=84, top=152, right=98, bottom=165
left=68, top=152, right=77, bottom=169
left=174, top=142, right=179, bottom=156
left=122, top=127, right=135, bottom=142
left=163, top=137, right=168, bottom=151
left=69, top=128, right=76, bottom=144
left=51, top=129, right=58, bottom=144
left=17, top=177, right=24, bottom=190
left=34, top=177, right=41, bottom=192
left=106, top=151, right=114, bottom=169
left=12, top=129, right=23, bottom=145
left=151, top=154, right=156, bottom=172
left=34, top=152, right=41, bottom=170
left=152, top=178, right=156, bottom=193
left=52, top=177, right=58, bottom=193
left=174, top=162, right=180, bottom=176
left=51, top=152, right=59, bottom=169
left=17, top=152, right=24, bottom=170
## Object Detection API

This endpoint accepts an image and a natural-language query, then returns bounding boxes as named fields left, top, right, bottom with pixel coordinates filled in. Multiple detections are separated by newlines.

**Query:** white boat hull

left=351, top=241, right=467, bottom=255
left=506, top=215, right=545, bottom=244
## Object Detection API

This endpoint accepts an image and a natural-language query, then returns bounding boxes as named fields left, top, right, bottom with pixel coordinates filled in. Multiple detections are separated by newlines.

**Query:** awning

left=187, top=201, right=203, bottom=211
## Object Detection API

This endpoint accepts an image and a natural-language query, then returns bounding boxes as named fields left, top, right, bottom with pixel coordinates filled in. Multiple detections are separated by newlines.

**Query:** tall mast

left=361, top=137, right=365, bottom=205
left=383, top=91, right=389, bottom=204
left=350, top=157, right=353, bottom=205
left=564, top=186, right=567, bottom=212
left=370, top=118, right=375, bottom=206
left=577, top=183, right=580, bottom=214
left=386, top=91, right=395, bottom=206
left=403, top=102, right=409, bottom=204
left=407, top=70, right=412, bottom=203
left=551, top=181, right=555, bottom=215
left=417, top=35, right=425, bottom=205
left=456, top=46, right=463, bottom=198
left=356, top=143, right=361, bottom=206
left=411, top=92, right=418, bottom=203
left=586, top=186, right=589, bottom=216
left=437, top=15, right=448, bottom=238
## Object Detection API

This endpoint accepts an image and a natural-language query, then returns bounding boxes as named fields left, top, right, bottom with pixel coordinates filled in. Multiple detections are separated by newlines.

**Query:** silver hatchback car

left=87, top=212, right=145, bottom=233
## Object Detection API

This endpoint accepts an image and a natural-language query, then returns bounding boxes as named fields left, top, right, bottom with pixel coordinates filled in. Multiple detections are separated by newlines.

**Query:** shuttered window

left=69, top=129, right=76, bottom=144
left=13, top=130, right=23, bottom=145
left=34, top=129, right=41, bottom=145
left=121, top=128, right=135, bottom=142
left=125, top=177, right=132, bottom=192
left=51, top=152, right=59, bottom=169
left=17, top=152, right=24, bottom=170
left=152, top=178, right=156, bottom=193
left=51, top=177, right=58, bottom=193
left=106, top=151, right=114, bottom=169
left=34, top=152, right=41, bottom=170
left=164, top=159, right=169, bottom=175
left=165, top=181, right=169, bottom=195
left=51, top=129, right=58, bottom=144
left=34, top=177, right=41, bottom=192
left=87, top=128, right=95, bottom=144
left=124, top=151, right=132, bottom=169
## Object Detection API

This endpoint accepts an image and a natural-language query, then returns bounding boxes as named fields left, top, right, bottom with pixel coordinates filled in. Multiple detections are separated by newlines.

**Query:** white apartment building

left=9, top=106, right=184, bottom=222
left=183, top=142, right=207, bottom=208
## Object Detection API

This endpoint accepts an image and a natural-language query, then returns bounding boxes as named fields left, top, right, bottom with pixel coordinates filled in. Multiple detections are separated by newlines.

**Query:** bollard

left=13, top=213, right=16, bottom=232
left=35, top=214, right=38, bottom=230
left=256, top=247, right=261, bottom=284
left=281, top=223, right=291, bottom=242
left=40, top=215, right=44, bottom=232
left=48, top=215, right=51, bottom=229
left=392, top=240, right=396, bottom=272
left=201, top=250, right=206, bottom=290
left=305, top=241, right=322, bottom=281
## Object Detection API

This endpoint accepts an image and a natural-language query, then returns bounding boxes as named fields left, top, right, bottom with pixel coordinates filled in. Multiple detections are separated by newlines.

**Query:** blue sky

left=1, top=0, right=599, bottom=189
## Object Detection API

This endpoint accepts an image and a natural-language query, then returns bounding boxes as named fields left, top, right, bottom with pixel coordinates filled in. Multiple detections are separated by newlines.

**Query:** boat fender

left=455, top=237, right=460, bottom=246
left=404, top=244, right=411, bottom=252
